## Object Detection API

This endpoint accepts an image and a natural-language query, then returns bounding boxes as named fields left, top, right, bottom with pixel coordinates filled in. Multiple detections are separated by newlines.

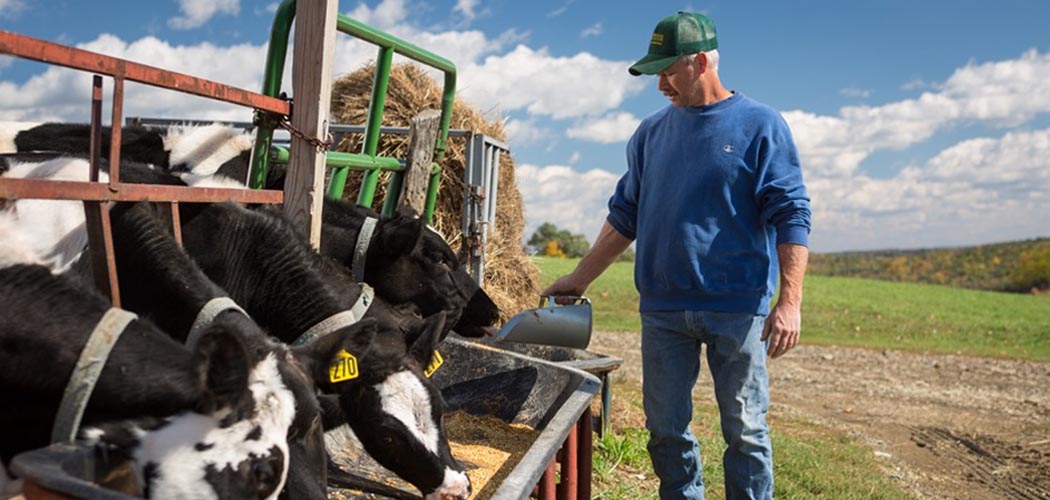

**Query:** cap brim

left=628, top=53, right=679, bottom=76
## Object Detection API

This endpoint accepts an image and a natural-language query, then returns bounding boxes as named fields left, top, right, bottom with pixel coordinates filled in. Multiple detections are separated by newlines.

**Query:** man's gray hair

left=682, top=49, right=719, bottom=72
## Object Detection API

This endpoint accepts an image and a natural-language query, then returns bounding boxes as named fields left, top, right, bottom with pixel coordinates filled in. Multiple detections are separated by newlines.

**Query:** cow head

left=321, top=202, right=500, bottom=340
left=80, top=327, right=296, bottom=500
left=302, top=314, right=471, bottom=500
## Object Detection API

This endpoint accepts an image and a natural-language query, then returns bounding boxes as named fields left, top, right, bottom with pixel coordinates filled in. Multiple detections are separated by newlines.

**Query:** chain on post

left=257, top=108, right=333, bottom=152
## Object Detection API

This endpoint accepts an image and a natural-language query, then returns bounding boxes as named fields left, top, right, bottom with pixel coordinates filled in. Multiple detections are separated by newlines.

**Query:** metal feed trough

left=12, top=338, right=601, bottom=500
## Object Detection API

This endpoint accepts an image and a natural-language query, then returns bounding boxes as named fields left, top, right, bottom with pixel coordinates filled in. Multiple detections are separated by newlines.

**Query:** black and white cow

left=1, top=157, right=473, bottom=500
left=1, top=121, right=501, bottom=339
left=0, top=233, right=301, bottom=499
left=80, top=200, right=334, bottom=500
left=176, top=201, right=471, bottom=500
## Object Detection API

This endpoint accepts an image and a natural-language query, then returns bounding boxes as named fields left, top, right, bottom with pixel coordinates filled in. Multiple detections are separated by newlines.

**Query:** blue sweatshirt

left=607, top=92, right=811, bottom=315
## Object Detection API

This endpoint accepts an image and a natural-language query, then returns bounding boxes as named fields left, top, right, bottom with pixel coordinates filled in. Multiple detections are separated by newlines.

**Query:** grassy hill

left=808, top=238, right=1050, bottom=293
left=534, top=256, right=1050, bottom=361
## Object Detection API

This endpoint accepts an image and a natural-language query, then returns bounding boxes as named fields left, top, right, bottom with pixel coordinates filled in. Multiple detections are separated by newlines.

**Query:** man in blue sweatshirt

left=542, top=11, right=811, bottom=500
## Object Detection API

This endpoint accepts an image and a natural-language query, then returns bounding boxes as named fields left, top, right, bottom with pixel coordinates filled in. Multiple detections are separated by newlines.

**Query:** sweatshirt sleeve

left=754, top=113, right=811, bottom=246
left=606, top=128, right=643, bottom=240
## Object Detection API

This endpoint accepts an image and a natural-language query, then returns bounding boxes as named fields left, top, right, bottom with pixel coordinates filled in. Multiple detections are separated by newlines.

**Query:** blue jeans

left=641, top=310, right=772, bottom=500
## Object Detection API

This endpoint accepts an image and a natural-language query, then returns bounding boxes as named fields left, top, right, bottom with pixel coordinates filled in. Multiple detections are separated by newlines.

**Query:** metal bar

left=537, top=460, right=556, bottom=500
left=349, top=45, right=394, bottom=206
left=248, top=0, right=295, bottom=188
left=170, top=201, right=183, bottom=247
left=578, top=407, right=594, bottom=500
left=558, top=424, right=578, bottom=500
left=423, top=163, right=440, bottom=223
left=600, top=374, right=612, bottom=438
left=108, top=76, right=124, bottom=187
left=0, top=178, right=284, bottom=204
left=381, top=169, right=405, bottom=217
left=0, top=30, right=289, bottom=115
left=89, top=77, right=103, bottom=183
left=82, top=75, right=120, bottom=306
left=83, top=201, right=120, bottom=307
left=272, top=147, right=403, bottom=171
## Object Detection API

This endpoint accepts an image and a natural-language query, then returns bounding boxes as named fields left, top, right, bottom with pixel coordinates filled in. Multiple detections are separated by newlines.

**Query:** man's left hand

left=762, top=302, right=801, bottom=358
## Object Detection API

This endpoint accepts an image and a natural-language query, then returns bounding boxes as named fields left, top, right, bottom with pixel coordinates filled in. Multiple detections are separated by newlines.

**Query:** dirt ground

left=589, top=331, right=1050, bottom=500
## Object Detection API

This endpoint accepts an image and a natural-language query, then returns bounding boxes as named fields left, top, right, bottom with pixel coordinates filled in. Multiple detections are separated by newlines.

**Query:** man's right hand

left=540, top=274, right=588, bottom=304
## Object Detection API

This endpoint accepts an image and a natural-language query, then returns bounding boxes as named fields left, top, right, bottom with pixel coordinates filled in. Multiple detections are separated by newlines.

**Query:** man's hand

left=540, top=274, right=588, bottom=304
left=762, top=301, right=801, bottom=358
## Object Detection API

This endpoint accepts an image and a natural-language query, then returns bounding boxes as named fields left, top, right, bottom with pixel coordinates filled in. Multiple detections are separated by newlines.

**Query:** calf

left=0, top=244, right=297, bottom=499
left=2, top=157, right=473, bottom=500
left=3, top=121, right=502, bottom=338
left=78, top=201, right=337, bottom=500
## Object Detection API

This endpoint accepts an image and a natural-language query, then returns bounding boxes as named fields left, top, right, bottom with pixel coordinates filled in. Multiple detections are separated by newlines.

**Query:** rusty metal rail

left=0, top=30, right=290, bottom=306
left=0, top=31, right=289, bottom=116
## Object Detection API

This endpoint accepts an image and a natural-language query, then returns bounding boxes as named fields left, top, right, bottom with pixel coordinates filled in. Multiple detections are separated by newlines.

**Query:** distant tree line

left=527, top=222, right=636, bottom=262
left=808, top=238, right=1050, bottom=295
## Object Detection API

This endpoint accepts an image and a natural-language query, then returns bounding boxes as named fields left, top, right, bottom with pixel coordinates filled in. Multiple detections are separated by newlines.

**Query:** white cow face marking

left=84, top=354, right=297, bottom=500
left=375, top=370, right=440, bottom=454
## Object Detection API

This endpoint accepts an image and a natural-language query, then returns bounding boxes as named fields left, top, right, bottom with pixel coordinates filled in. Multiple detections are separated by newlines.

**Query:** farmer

left=541, top=11, right=811, bottom=500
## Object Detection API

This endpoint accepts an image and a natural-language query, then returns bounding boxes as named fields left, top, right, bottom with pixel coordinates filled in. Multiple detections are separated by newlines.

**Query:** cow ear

left=292, top=318, right=377, bottom=385
left=410, top=311, right=446, bottom=367
left=379, top=211, right=423, bottom=256
left=193, top=327, right=252, bottom=413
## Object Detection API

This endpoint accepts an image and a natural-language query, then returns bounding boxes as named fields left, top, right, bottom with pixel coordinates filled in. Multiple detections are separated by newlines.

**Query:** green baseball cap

left=629, top=11, right=718, bottom=76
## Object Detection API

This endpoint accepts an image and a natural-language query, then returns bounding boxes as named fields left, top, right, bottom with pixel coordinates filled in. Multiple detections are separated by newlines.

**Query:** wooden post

left=398, top=109, right=442, bottom=214
left=285, top=0, right=338, bottom=248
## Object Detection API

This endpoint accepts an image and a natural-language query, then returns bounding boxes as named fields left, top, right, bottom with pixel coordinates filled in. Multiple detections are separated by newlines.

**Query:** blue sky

left=1, top=0, right=1048, bottom=252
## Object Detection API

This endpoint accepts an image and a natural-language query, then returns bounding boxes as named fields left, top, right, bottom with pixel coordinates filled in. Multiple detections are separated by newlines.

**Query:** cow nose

left=253, top=454, right=284, bottom=499
left=427, top=468, right=471, bottom=500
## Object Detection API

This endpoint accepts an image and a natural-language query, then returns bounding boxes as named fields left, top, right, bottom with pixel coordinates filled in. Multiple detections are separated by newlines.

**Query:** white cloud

left=454, top=0, right=480, bottom=21
left=786, top=49, right=1050, bottom=180
left=581, top=22, right=603, bottom=38
left=344, top=0, right=408, bottom=30
left=504, top=118, right=552, bottom=147
left=516, top=163, right=621, bottom=244
left=567, top=112, right=639, bottom=143
left=809, top=128, right=1050, bottom=251
left=546, top=0, right=575, bottom=18
left=457, top=45, right=646, bottom=120
left=0, top=0, right=25, bottom=18
left=839, top=87, right=871, bottom=98
left=568, top=151, right=580, bottom=164
left=169, top=0, right=239, bottom=30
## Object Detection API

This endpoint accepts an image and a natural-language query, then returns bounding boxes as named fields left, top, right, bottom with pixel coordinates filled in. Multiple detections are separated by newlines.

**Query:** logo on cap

left=651, top=33, right=664, bottom=46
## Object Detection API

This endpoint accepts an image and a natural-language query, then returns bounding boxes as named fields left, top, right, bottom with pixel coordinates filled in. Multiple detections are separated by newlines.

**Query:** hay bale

left=330, top=63, right=540, bottom=322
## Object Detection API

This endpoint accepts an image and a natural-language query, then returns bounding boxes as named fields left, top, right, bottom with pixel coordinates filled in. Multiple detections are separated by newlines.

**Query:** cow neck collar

left=351, top=216, right=378, bottom=283
left=52, top=307, right=138, bottom=444
left=292, top=283, right=375, bottom=346
left=186, top=297, right=247, bottom=349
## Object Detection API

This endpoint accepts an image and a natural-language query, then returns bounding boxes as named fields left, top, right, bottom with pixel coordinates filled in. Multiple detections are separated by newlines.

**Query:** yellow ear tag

left=423, top=350, right=444, bottom=378
left=329, top=349, right=360, bottom=383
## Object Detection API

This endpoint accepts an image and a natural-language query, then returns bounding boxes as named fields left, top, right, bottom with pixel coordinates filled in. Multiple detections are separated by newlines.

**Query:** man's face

left=657, top=54, right=702, bottom=107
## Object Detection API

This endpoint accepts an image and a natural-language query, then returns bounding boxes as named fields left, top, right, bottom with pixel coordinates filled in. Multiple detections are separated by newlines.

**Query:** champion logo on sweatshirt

left=722, top=144, right=734, bottom=153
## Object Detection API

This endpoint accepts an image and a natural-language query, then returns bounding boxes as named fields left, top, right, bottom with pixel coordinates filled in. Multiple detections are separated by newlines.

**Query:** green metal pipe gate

left=249, top=0, right=457, bottom=222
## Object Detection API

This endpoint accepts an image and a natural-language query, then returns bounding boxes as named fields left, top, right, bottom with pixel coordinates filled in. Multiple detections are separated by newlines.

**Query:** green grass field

left=535, top=255, right=1048, bottom=499
left=534, top=256, right=1050, bottom=361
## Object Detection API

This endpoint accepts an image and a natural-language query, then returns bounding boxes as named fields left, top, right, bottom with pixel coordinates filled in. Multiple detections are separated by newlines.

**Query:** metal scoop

left=490, top=296, right=593, bottom=349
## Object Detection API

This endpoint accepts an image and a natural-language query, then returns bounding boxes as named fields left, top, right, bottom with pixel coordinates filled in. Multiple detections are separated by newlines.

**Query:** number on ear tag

left=423, top=350, right=444, bottom=378
left=329, top=349, right=360, bottom=383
